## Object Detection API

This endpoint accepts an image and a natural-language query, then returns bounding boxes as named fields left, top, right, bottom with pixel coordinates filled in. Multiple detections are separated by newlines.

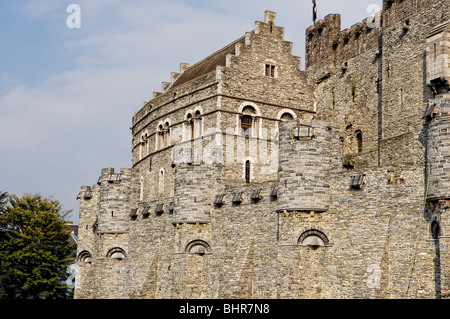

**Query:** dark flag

left=313, top=0, right=317, bottom=24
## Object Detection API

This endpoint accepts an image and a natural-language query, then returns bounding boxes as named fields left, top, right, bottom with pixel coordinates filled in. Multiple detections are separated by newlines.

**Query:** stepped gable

left=169, top=36, right=246, bottom=90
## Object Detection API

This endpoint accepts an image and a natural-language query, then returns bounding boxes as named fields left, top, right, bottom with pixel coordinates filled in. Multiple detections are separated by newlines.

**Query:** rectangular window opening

left=265, top=64, right=276, bottom=77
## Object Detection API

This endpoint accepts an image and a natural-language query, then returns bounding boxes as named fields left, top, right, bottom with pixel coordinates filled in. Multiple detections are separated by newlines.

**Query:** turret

left=276, top=120, right=340, bottom=214
left=426, top=21, right=450, bottom=94
left=426, top=97, right=450, bottom=201
left=172, top=162, right=224, bottom=225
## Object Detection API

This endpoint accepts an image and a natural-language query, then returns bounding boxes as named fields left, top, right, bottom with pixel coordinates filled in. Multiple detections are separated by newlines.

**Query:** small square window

left=265, top=64, right=276, bottom=77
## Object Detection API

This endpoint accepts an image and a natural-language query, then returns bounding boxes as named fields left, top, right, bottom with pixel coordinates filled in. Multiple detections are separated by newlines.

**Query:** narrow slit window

left=355, top=130, right=363, bottom=153
left=245, top=160, right=251, bottom=183
left=159, top=170, right=164, bottom=193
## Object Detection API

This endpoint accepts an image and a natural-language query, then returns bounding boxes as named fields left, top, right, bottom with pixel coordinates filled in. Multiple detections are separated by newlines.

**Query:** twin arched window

left=186, top=110, right=202, bottom=140
left=157, top=121, right=171, bottom=150
left=106, top=247, right=127, bottom=260
left=77, top=247, right=127, bottom=264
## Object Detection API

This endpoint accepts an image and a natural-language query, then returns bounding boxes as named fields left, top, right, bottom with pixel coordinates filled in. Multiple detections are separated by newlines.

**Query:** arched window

left=77, top=250, right=93, bottom=264
left=245, top=160, right=251, bottom=183
left=157, top=124, right=164, bottom=150
left=298, top=229, right=329, bottom=250
left=185, top=240, right=211, bottom=255
left=159, top=169, right=164, bottom=194
left=280, top=113, right=294, bottom=121
left=164, top=121, right=170, bottom=148
left=355, top=130, right=363, bottom=153
left=106, top=247, right=126, bottom=260
left=140, top=132, right=149, bottom=159
left=193, top=110, right=202, bottom=139
left=186, top=113, right=194, bottom=140
left=265, top=63, right=276, bottom=77
left=241, top=115, right=252, bottom=135
left=241, top=105, right=256, bottom=136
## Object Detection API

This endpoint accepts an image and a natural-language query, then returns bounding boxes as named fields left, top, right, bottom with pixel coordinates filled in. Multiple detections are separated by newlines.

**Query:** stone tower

left=277, top=120, right=340, bottom=215
left=425, top=20, right=450, bottom=298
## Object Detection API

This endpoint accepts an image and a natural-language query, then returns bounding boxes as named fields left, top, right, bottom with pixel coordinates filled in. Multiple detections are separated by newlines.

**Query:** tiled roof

left=170, top=36, right=246, bottom=90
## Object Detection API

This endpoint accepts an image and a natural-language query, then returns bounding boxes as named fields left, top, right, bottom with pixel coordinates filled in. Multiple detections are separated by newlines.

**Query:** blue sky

left=0, top=0, right=382, bottom=224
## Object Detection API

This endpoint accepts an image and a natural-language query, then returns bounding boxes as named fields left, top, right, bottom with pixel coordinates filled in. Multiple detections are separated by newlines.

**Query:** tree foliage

left=0, top=193, right=74, bottom=299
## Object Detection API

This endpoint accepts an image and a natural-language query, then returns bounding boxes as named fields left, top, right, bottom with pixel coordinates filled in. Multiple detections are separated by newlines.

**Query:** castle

left=74, top=0, right=450, bottom=299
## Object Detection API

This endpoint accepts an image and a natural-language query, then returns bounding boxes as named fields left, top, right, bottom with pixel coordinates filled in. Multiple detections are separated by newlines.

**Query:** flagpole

left=313, top=0, right=317, bottom=25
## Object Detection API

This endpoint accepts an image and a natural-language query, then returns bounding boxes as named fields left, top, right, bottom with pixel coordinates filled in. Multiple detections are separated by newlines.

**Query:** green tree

left=0, top=193, right=74, bottom=299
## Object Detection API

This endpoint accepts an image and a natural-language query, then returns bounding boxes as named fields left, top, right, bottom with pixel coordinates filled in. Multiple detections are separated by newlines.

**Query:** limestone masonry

left=75, top=1, right=450, bottom=299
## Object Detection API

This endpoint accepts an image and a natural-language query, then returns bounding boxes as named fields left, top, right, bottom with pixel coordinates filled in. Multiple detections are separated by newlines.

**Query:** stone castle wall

left=75, top=2, right=450, bottom=299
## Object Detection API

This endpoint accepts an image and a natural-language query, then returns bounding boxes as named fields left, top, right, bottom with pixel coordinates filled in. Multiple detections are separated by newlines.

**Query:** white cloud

left=21, top=0, right=64, bottom=19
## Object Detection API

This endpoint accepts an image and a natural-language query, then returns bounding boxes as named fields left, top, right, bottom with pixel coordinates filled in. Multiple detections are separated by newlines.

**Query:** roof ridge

left=168, top=35, right=247, bottom=91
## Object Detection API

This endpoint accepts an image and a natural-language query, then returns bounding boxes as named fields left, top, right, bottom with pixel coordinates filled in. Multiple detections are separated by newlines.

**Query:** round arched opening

left=107, top=247, right=127, bottom=260
left=298, top=229, right=329, bottom=250
left=280, top=113, right=294, bottom=121
left=185, top=240, right=211, bottom=256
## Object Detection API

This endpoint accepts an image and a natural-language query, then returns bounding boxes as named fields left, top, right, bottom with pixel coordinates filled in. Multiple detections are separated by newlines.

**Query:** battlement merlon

left=254, top=10, right=286, bottom=40
left=77, top=168, right=136, bottom=196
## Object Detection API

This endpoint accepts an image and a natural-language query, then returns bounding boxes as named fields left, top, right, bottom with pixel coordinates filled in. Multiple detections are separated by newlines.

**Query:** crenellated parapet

left=77, top=168, right=140, bottom=235
left=382, top=0, right=440, bottom=28
left=305, top=13, right=381, bottom=69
